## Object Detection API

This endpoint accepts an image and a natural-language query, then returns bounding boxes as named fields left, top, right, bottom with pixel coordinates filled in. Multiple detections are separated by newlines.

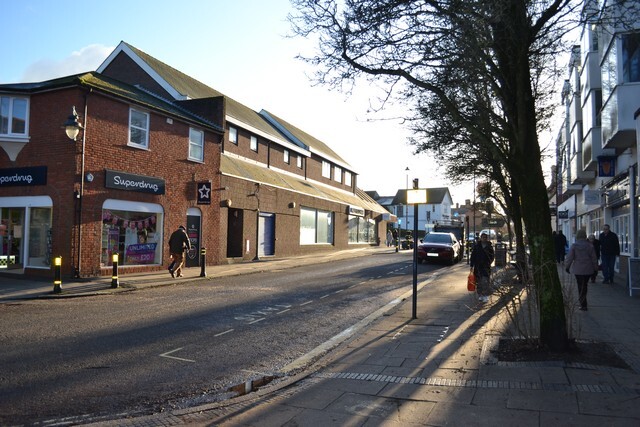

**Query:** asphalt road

left=0, top=251, right=451, bottom=425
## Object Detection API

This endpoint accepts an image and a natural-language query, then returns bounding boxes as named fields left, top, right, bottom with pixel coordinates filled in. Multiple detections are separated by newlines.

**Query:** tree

left=288, top=0, right=592, bottom=350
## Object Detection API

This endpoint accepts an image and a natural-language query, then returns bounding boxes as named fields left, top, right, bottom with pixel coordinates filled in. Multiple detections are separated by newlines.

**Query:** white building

left=389, top=188, right=454, bottom=237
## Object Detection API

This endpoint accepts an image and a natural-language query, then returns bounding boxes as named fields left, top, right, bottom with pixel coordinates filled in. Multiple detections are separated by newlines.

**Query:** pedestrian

left=554, top=230, right=567, bottom=264
left=386, top=230, right=393, bottom=247
left=392, top=228, right=398, bottom=247
left=168, top=225, right=191, bottom=278
left=598, top=224, right=620, bottom=284
left=565, top=229, right=598, bottom=311
left=588, top=234, right=600, bottom=283
left=470, top=232, right=495, bottom=303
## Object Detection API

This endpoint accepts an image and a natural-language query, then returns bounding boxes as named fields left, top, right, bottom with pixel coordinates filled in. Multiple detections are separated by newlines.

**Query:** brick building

left=0, top=41, right=388, bottom=278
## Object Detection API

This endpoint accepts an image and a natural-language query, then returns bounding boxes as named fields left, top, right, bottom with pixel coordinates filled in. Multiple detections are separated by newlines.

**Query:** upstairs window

left=322, top=161, right=331, bottom=178
left=188, top=128, right=204, bottom=161
left=345, top=171, right=352, bottom=187
left=297, top=155, right=303, bottom=168
left=0, top=95, right=28, bottom=137
left=622, top=32, right=640, bottom=83
left=334, top=166, right=342, bottom=183
left=250, top=135, right=258, bottom=152
left=128, top=108, right=149, bottom=149
left=284, top=149, right=290, bottom=164
left=229, top=126, right=238, bottom=144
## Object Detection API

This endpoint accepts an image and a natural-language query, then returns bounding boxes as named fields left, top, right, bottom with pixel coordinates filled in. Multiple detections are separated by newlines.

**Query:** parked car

left=417, top=232, right=463, bottom=265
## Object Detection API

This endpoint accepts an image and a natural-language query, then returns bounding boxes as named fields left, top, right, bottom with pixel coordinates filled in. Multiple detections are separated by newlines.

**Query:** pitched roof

left=0, top=72, right=223, bottom=132
left=391, top=187, right=452, bottom=205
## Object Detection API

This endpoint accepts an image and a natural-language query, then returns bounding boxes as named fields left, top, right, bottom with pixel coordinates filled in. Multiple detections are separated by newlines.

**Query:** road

left=0, top=251, right=452, bottom=425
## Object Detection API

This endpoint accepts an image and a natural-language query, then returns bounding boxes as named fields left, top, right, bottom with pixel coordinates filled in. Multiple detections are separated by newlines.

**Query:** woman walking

left=565, top=229, right=598, bottom=311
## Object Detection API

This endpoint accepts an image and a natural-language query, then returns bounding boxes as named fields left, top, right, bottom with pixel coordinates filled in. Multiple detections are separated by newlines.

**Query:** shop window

left=27, top=207, right=52, bottom=268
left=101, top=209, right=162, bottom=266
left=0, top=95, right=28, bottom=137
left=129, top=108, right=149, bottom=149
left=300, top=207, right=333, bottom=244
left=188, top=128, right=204, bottom=162
left=348, top=215, right=376, bottom=243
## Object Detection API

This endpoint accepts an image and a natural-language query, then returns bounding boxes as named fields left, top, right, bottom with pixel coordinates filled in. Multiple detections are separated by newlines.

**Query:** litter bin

left=494, top=242, right=507, bottom=267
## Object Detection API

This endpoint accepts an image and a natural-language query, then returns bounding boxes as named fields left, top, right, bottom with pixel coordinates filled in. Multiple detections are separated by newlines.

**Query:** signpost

left=407, top=182, right=427, bottom=319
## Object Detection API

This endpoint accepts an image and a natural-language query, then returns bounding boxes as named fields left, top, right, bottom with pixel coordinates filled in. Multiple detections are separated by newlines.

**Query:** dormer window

left=0, top=95, right=28, bottom=137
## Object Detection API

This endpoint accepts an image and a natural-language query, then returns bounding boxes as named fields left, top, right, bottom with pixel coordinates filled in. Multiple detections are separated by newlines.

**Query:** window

left=101, top=208, right=162, bottom=266
left=334, top=166, right=342, bottom=183
left=250, top=135, right=258, bottom=152
left=129, top=108, right=149, bottom=148
left=345, top=171, right=352, bottom=187
left=0, top=95, right=28, bottom=136
left=613, top=213, right=630, bottom=255
left=348, top=215, right=376, bottom=243
left=622, top=32, right=640, bottom=83
left=284, top=149, right=290, bottom=164
left=229, top=126, right=238, bottom=144
left=300, top=207, right=333, bottom=244
left=297, top=155, right=303, bottom=169
left=28, top=207, right=52, bottom=267
left=322, top=161, right=331, bottom=178
left=188, top=128, right=204, bottom=161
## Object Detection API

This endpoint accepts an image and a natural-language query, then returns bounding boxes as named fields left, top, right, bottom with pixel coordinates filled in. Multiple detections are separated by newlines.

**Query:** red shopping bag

left=467, top=273, right=476, bottom=292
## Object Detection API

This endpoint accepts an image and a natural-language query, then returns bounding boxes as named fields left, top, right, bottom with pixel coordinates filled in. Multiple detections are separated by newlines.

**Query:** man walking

left=599, top=224, right=620, bottom=284
left=470, top=232, right=495, bottom=303
left=168, top=225, right=191, bottom=278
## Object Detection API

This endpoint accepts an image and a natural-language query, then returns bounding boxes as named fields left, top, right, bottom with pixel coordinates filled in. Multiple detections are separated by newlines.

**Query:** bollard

left=53, top=256, right=62, bottom=294
left=111, top=253, right=119, bottom=288
left=200, top=247, right=207, bottom=277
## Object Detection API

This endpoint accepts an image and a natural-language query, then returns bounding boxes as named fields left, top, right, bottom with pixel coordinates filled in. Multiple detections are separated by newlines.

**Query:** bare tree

left=288, top=0, right=598, bottom=350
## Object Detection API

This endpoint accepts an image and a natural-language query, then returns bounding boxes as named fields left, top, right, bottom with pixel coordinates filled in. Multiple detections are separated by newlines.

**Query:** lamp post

left=405, top=166, right=409, bottom=245
left=63, top=105, right=86, bottom=278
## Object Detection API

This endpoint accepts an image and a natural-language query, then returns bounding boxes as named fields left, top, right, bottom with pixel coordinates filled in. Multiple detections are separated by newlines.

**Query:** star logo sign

left=198, top=184, right=211, bottom=200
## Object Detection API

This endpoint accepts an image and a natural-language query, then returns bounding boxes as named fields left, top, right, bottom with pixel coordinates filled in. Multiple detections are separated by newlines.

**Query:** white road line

left=159, top=348, right=195, bottom=363
left=300, top=301, right=313, bottom=306
left=334, top=289, right=344, bottom=294
left=248, top=318, right=266, bottom=324
left=214, top=329, right=234, bottom=337
left=348, top=284, right=358, bottom=289
left=277, top=308, right=291, bottom=314
left=320, top=294, right=331, bottom=299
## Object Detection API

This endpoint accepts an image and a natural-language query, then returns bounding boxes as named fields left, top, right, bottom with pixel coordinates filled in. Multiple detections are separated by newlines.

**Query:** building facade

left=0, top=42, right=388, bottom=279
left=554, top=1, right=639, bottom=292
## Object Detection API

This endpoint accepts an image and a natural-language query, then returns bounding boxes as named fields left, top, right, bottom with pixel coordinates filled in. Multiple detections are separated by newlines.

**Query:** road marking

left=334, top=289, right=344, bottom=294
left=320, top=294, right=330, bottom=299
left=276, top=308, right=291, bottom=314
left=160, top=348, right=195, bottom=363
left=215, top=329, right=234, bottom=337
left=348, top=284, right=358, bottom=289
left=300, top=300, right=313, bottom=306
left=248, top=318, right=266, bottom=324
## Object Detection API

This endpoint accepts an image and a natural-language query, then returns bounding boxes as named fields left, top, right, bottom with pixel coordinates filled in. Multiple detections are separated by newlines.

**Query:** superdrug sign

left=0, top=166, right=47, bottom=187
left=105, top=169, right=165, bottom=195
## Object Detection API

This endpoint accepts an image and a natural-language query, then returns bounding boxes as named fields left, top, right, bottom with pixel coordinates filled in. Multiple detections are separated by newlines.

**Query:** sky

left=2, top=0, right=557, bottom=206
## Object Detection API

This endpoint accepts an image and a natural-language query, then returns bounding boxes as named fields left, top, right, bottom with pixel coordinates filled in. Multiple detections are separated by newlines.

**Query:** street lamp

left=62, top=105, right=86, bottom=278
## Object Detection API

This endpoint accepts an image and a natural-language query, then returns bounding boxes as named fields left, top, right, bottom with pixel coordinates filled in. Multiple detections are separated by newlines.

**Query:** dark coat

left=599, top=230, right=620, bottom=256
left=169, top=228, right=191, bottom=253
left=470, top=241, right=495, bottom=278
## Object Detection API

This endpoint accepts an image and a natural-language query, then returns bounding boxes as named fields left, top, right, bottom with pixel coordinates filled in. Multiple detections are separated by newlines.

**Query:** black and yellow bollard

left=200, top=247, right=207, bottom=277
left=53, top=256, right=62, bottom=294
left=111, top=253, right=119, bottom=288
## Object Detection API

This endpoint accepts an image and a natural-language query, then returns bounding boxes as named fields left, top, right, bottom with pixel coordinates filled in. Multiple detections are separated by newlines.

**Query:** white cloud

left=21, top=44, right=113, bottom=82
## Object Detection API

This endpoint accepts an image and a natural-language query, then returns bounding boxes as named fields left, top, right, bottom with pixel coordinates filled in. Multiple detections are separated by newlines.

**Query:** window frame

left=229, top=126, right=238, bottom=145
left=334, top=166, right=342, bottom=183
left=250, top=135, right=258, bottom=152
left=188, top=127, right=204, bottom=162
left=297, top=155, right=303, bottom=169
left=0, top=95, right=29, bottom=137
left=322, top=161, right=331, bottom=178
left=284, top=149, right=290, bottom=164
left=344, top=171, right=352, bottom=187
left=128, top=107, right=150, bottom=149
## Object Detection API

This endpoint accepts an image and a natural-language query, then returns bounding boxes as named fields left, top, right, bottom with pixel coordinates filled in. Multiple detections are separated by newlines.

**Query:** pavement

left=3, top=249, right=640, bottom=426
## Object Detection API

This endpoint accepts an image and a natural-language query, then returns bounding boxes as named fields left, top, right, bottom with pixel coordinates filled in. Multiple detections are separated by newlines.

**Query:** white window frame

left=0, top=95, right=29, bottom=137
left=188, top=128, right=204, bottom=162
left=334, top=166, right=342, bottom=183
left=284, top=149, right=290, bottom=164
left=250, top=135, right=258, bottom=152
left=297, top=155, right=303, bottom=169
left=322, top=161, right=331, bottom=178
left=229, top=126, right=238, bottom=144
left=128, top=108, right=149, bottom=149
left=345, top=171, right=352, bottom=187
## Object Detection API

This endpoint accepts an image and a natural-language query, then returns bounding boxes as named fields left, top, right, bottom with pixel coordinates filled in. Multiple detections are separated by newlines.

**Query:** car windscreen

left=424, top=234, right=452, bottom=244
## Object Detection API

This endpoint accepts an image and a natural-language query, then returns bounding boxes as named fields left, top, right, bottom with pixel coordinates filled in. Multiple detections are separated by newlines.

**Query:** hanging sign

left=197, top=181, right=212, bottom=205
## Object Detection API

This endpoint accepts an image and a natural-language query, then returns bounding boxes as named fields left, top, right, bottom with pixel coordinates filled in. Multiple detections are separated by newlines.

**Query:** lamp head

left=63, top=106, right=83, bottom=141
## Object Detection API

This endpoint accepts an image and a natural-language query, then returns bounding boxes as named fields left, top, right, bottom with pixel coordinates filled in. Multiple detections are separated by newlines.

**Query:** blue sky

left=2, top=0, right=500, bottom=206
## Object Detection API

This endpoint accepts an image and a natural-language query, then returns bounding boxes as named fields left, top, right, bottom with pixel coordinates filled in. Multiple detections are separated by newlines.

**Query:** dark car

left=417, top=232, right=462, bottom=265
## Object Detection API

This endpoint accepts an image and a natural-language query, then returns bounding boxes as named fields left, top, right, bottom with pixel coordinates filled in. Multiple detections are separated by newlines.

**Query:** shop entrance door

left=258, top=213, right=275, bottom=257
left=0, top=208, right=25, bottom=269
left=185, top=214, right=201, bottom=268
